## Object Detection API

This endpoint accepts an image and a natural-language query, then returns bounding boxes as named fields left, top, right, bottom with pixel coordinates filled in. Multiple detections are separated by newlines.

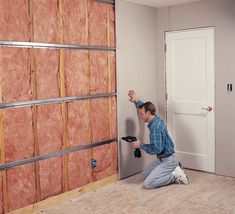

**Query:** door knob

left=201, top=106, right=212, bottom=111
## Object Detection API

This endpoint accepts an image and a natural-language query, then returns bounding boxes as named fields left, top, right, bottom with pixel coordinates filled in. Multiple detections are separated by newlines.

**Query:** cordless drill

left=121, top=136, right=141, bottom=158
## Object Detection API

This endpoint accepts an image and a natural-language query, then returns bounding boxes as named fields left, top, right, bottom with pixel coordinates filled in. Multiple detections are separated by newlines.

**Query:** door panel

left=166, top=28, right=215, bottom=172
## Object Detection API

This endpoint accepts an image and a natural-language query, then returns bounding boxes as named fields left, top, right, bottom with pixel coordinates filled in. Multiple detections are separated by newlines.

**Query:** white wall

left=156, top=0, right=235, bottom=177
left=117, top=0, right=235, bottom=178
left=116, top=0, right=158, bottom=178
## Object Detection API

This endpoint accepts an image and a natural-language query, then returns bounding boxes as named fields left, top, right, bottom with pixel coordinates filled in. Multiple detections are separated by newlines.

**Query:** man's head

left=138, top=102, right=156, bottom=122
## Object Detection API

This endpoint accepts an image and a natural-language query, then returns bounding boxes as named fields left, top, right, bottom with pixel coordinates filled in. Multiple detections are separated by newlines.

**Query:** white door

left=166, top=28, right=215, bottom=172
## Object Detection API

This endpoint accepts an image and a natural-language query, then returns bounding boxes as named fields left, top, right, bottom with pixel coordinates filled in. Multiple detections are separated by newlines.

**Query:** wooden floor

left=36, top=170, right=235, bottom=214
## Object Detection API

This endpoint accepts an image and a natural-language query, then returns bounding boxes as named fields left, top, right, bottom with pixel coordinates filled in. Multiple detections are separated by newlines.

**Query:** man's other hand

left=132, top=140, right=140, bottom=149
left=128, top=90, right=139, bottom=103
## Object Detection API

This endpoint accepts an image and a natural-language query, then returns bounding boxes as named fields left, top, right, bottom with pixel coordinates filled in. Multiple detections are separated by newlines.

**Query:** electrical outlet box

left=227, top=83, right=232, bottom=92
left=91, top=159, right=97, bottom=169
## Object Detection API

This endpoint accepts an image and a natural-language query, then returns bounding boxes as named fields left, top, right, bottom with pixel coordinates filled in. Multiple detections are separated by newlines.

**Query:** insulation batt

left=35, top=47, right=62, bottom=200
left=0, top=48, right=31, bottom=102
left=68, top=151, right=90, bottom=190
left=91, top=98, right=113, bottom=181
left=109, top=5, right=116, bottom=47
left=0, top=0, right=29, bottom=41
left=111, top=98, right=118, bottom=172
left=0, top=2, right=34, bottom=211
left=3, top=108, right=34, bottom=163
left=90, top=52, right=109, bottom=94
left=65, top=50, right=90, bottom=189
left=111, top=97, right=117, bottom=139
left=65, top=51, right=89, bottom=97
left=88, top=1, right=108, bottom=46
left=33, top=0, right=59, bottom=43
left=67, top=101, right=90, bottom=190
left=35, top=49, right=60, bottom=99
left=3, top=108, right=35, bottom=211
left=63, top=0, right=87, bottom=45
left=92, top=144, right=113, bottom=181
left=39, top=157, right=62, bottom=200
left=37, top=104, right=63, bottom=200
left=110, top=52, right=116, bottom=93
left=7, top=165, right=36, bottom=212
left=91, top=99, right=109, bottom=143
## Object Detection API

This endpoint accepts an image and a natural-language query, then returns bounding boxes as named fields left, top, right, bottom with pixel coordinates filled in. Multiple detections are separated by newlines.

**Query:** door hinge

left=165, top=93, right=168, bottom=100
left=164, top=44, right=167, bottom=52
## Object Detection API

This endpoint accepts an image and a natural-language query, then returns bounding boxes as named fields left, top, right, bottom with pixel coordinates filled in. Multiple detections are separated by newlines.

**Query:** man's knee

left=143, top=178, right=160, bottom=189
left=143, top=180, right=153, bottom=189
left=143, top=170, right=149, bottom=179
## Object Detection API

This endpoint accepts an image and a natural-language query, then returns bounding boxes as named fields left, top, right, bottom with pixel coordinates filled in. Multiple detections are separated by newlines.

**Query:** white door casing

left=166, top=28, right=215, bottom=172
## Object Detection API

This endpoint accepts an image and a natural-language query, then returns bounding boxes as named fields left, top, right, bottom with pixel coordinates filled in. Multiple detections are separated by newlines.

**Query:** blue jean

left=143, top=153, right=179, bottom=189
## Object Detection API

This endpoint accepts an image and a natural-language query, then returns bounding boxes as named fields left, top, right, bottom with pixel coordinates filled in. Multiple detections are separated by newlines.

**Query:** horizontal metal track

left=0, top=41, right=115, bottom=51
left=95, top=0, right=115, bottom=4
left=0, top=93, right=117, bottom=109
left=0, top=138, right=117, bottom=170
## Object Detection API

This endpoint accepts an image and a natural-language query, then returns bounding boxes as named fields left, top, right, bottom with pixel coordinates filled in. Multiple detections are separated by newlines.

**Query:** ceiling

left=124, top=0, right=205, bottom=8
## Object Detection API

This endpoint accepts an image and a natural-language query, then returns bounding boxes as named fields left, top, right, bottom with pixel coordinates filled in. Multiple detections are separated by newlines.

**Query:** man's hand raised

left=128, top=90, right=139, bottom=103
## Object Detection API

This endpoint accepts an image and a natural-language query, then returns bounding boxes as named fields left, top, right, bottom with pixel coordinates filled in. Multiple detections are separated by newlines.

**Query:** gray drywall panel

left=116, top=0, right=158, bottom=179
left=156, top=0, right=235, bottom=177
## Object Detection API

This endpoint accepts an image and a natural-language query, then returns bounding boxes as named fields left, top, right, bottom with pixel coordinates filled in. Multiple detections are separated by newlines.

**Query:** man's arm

left=128, top=90, right=146, bottom=150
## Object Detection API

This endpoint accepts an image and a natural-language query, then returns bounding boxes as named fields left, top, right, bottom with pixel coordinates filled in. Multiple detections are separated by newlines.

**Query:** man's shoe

left=172, top=166, right=189, bottom=184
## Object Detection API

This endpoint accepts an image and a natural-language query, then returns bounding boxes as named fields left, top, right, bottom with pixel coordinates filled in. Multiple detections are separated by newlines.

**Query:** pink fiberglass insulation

left=109, top=5, right=115, bottom=47
left=37, top=104, right=63, bottom=199
left=63, top=0, right=87, bottom=45
left=67, top=101, right=90, bottom=189
left=0, top=0, right=29, bottom=41
left=68, top=150, right=90, bottom=190
left=88, top=1, right=108, bottom=46
left=92, top=144, right=113, bottom=181
left=110, top=52, right=116, bottom=93
left=91, top=99, right=109, bottom=143
left=111, top=98, right=118, bottom=173
left=39, top=157, right=62, bottom=200
left=91, top=97, right=117, bottom=180
left=0, top=48, right=31, bottom=102
left=90, top=52, right=109, bottom=94
left=3, top=107, right=34, bottom=163
left=0, top=0, right=117, bottom=210
left=90, top=98, right=117, bottom=180
left=67, top=101, right=90, bottom=148
left=7, top=164, right=36, bottom=212
left=110, top=97, right=117, bottom=138
left=64, top=50, right=89, bottom=97
left=33, top=0, right=59, bottom=43
left=37, top=105, right=62, bottom=154
left=111, top=141, right=118, bottom=173
left=35, top=49, right=60, bottom=99
left=0, top=173, right=2, bottom=214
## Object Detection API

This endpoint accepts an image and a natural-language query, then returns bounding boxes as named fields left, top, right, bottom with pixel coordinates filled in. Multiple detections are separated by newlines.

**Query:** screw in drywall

left=91, top=159, right=97, bottom=169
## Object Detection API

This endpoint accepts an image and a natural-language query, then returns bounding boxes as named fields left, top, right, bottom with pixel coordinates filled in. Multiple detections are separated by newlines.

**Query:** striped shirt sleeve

left=135, top=100, right=144, bottom=108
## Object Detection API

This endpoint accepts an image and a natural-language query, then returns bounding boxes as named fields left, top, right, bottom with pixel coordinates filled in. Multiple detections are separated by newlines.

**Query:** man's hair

left=138, top=102, right=156, bottom=115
